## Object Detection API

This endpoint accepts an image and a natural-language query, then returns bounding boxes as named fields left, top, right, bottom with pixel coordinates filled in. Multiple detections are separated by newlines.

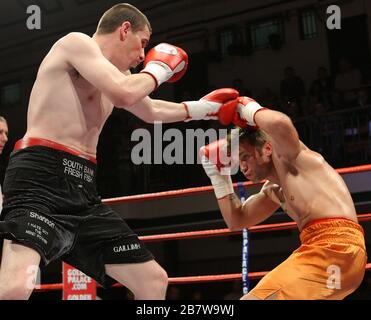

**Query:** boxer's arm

left=124, top=97, right=187, bottom=123
left=123, top=88, right=239, bottom=123
left=254, top=109, right=301, bottom=159
left=217, top=181, right=280, bottom=231
left=56, top=32, right=156, bottom=107
left=236, top=97, right=301, bottom=159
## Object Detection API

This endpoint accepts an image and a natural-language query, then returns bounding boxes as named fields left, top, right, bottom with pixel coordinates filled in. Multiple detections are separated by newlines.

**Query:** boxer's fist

left=141, top=43, right=188, bottom=87
left=200, top=139, right=229, bottom=176
left=183, top=88, right=239, bottom=122
left=233, top=96, right=266, bottom=128
left=200, top=140, right=236, bottom=199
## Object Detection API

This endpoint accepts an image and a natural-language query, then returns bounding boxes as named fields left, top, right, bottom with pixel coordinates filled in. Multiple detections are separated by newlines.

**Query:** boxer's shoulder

left=41, top=33, right=96, bottom=73
left=56, top=32, right=92, bottom=46
left=51, top=32, right=97, bottom=60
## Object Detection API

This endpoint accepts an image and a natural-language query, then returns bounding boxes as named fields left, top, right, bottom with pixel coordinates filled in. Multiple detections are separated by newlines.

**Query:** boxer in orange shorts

left=201, top=97, right=367, bottom=300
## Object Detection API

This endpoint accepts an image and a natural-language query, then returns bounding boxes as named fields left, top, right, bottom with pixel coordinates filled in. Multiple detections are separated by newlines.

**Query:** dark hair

left=96, top=3, right=152, bottom=35
left=227, top=127, right=269, bottom=154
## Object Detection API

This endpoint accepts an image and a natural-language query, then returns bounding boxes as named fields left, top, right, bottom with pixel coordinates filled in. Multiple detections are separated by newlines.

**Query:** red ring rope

left=35, top=264, right=371, bottom=292
left=139, top=213, right=371, bottom=242
left=104, top=164, right=371, bottom=204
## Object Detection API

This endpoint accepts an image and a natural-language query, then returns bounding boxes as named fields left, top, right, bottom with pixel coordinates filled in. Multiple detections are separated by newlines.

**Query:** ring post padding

left=237, top=182, right=249, bottom=294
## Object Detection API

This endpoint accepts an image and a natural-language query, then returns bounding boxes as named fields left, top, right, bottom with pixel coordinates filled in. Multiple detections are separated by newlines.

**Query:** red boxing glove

left=213, top=95, right=260, bottom=127
left=218, top=98, right=239, bottom=126
left=200, top=139, right=229, bottom=173
left=141, top=43, right=188, bottom=87
left=200, top=139, right=237, bottom=199
left=183, top=88, right=239, bottom=122
left=233, top=96, right=266, bottom=128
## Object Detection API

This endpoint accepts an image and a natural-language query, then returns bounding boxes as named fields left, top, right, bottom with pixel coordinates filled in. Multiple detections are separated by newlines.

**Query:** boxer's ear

left=262, top=141, right=273, bottom=158
left=119, top=21, right=131, bottom=41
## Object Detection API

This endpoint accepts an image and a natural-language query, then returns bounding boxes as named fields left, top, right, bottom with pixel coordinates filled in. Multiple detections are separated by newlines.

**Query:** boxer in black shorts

left=1, top=139, right=154, bottom=288
left=0, top=3, right=234, bottom=300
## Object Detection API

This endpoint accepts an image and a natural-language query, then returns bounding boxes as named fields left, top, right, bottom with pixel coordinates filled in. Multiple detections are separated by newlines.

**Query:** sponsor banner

left=62, top=263, right=96, bottom=300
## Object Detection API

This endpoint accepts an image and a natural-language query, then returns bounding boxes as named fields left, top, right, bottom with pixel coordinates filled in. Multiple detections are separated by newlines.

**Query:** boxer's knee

left=153, top=266, right=168, bottom=293
left=133, top=264, right=168, bottom=299
left=143, top=265, right=168, bottom=297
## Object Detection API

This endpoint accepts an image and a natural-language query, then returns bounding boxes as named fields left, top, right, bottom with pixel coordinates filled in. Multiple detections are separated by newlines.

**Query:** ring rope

left=103, top=164, right=371, bottom=205
left=35, top=263, right=371, bottom=292
left=139, top=213, right=371, bottom=243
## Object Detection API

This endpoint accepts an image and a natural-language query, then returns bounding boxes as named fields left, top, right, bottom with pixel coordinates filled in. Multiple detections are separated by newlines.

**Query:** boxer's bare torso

left=240, top=142, right=357, bottom=231
left=24, top=36, right=115, bottom=157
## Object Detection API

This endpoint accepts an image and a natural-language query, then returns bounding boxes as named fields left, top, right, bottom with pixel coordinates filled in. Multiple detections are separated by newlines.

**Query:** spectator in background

left=305, top=82, right=322, bottom=116
left=258, top=87, right=281, bottom=111
left=334, top=58, right=363, bottom=108
left=310, top=67, right=334, bottom=94
left=311, top=101, right=344, bottom=166
left=280, top=67, right=306, bottom=106
left=305, top=81, right=333, bottom=117
left=282, top=99, right=302, bottom=121
left=0, top=117, right=9, bottom=211
left=309, top=66, right=334, bottom=110
left=0, top=117, right=8, bottom=156
left=356, top=86, right=371, bottom=108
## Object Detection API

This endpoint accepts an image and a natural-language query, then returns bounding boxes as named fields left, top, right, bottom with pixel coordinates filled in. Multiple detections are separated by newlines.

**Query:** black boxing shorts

left=0, top=139, right=154, bottom=287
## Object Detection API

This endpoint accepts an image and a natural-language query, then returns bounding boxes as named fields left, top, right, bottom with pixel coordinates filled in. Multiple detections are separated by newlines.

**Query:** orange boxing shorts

left=249, top=218, right=367, bottom=300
